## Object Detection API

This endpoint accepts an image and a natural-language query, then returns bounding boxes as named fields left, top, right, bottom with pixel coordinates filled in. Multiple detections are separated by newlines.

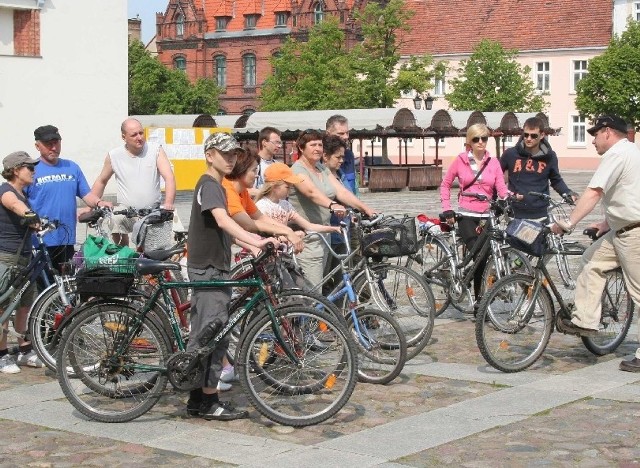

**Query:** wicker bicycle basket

left=362, top=216, right=419, bottom=258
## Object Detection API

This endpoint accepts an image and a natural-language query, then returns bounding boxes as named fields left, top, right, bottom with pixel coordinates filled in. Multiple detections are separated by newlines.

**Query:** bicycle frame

left=105, top=268, right=301, bottom=375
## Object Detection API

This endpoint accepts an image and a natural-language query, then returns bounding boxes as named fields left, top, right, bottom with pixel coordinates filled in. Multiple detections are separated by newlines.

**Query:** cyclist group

left=1, top=111, right=639, bottom=424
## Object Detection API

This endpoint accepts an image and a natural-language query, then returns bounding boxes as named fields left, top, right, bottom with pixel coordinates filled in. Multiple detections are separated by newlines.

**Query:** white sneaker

left=0, top=354, right=21, bottom=374
left=217, top=380, right=232, bottom=392
left=16, top=350, right=44, bottom=368
left=220, top=366, right=238, bottom=383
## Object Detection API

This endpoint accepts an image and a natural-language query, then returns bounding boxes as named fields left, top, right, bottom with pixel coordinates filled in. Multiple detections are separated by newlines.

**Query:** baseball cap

left=204, top=132, right=241, bottom=152
left=34, top=125, right=62, bottom=141
left=3, top=151, right=40, bottom=171
left=264, top=162, right=303, bottom=184
left=587, top=115, right=628, bottom=136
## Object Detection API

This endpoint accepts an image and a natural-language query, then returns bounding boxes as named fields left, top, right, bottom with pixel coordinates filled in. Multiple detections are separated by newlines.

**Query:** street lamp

left=412, top=93, right=436, bottom=110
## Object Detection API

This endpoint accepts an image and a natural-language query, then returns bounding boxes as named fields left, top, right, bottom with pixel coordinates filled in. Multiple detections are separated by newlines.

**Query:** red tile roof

left=399, top=0, right=613, bottom=55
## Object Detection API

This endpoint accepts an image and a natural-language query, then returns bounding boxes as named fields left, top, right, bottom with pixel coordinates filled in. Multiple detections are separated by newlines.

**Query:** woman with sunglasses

left=0, top=151, right=43, bottom=373
left=288, top=130, right=375, bottom=286
left=440, top=124, right=509, bottom=311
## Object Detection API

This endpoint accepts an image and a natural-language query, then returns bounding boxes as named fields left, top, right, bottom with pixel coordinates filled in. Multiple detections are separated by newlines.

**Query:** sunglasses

left=19, top=164, right=36, bottom=172
left=523, top=132, right=540, bottom=140
left=471, top=136, right=489, bottom=143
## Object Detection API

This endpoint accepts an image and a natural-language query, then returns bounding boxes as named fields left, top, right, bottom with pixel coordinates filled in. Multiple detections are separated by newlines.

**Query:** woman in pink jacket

left=440, top=123, right=509, bottom=309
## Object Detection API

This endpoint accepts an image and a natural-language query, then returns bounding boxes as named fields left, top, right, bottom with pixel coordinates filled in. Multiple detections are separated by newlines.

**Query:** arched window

left=214, top=55, right=226, bottom=88
left=176, top=13, right=184, bottom=36
left=243, top=53, right=256, bottom=88
left=314, top=3, right=324, bottom=24
left=174, top=56, right=186, bottom=71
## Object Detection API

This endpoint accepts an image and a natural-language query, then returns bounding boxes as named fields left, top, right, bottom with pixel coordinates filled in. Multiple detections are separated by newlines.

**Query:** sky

left=128, top=0, right=169, bottom=44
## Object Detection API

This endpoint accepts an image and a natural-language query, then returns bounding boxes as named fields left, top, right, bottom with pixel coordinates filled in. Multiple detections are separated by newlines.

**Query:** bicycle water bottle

left=197, top=319, right=223, bottom=347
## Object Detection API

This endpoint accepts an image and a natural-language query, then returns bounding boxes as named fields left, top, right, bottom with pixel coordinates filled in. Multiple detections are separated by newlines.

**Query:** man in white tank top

left=92, top=118, right=176, bottom=246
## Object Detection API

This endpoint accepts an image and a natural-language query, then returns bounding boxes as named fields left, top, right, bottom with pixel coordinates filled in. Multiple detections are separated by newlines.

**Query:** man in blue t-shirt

left=26, top=125, right=102, bottom=275
left=326, top=114, right=357, bottom=194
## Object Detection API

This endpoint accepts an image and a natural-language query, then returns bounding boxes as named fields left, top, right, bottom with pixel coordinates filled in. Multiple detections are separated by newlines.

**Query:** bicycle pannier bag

left=505, top=218, right=545, bottom=257
left=362, top=216, right=419, bottom=258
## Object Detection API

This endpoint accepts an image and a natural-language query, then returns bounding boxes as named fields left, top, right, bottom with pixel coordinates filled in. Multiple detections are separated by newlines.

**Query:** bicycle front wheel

left=482, top=247, right=532, bottom=296
left=347, top=308, right=407, bottom=384
left=475, top=274, right=553, bottom=373
left=405, top=235, right=451, bottom=316
left=237, top=305, right=357, bottom=427
left=57, top=303, right=171, bottom=423
left=28, top=279, right=77, bottom=372
left=582, top=268, right=634, bottom=355
left=355, top=263, right=435, bottom=360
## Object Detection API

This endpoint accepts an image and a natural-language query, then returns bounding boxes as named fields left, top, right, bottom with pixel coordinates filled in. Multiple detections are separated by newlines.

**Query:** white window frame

left=428, top=137, right=446, bottom=148
left=635, top=1, right=640, bottom=21
left=501, top=135, right=515, bottom=148
left=176, top=13, right=184, bottom=36
left=571, top=60, right=588, bottom=93
left=215, top=17, right=228, bottom=31
left=535, top=61, right=550, bottom=92
left=245, top=14, right=257, bottom=29
left=275, top=12, right=288, bottom=26
left=569, top=114, right=587, bottom=146
left=314, top=3, right=324, bottom=24
left=434, top=77, right=445, bottom=96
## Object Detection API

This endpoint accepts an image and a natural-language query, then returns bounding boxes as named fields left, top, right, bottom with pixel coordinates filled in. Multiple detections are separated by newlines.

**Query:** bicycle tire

left=347, top=308, right=407, bottom=384
left=28, top=280, right=77, bottom=372
left=353, top=263, right=435, bottom=360
left=582, top=268, right=634, bottom=355
left=475, top=274, right=553, bottom=373
left=57, top=303, right=171, bottom=423
left=237, top=305, right=357, bottom=427
left=405, top=234, right=451, bottom=316
left=554, top=242, right=587, bottom=290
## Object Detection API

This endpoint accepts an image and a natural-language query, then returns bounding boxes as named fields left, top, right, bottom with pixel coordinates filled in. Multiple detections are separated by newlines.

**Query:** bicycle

left=475, top=226, right=634, bottom=373
left=1, top=218, right=74, bottom=353
left=305, top=223, right=408, bottom=384
left=406, top=193, right=533, bottom=316
left=315, top=210, right=435, bottom=360
left=56, top=244, right=358, bottom=427
left=29, top=207, right=188, bottom=372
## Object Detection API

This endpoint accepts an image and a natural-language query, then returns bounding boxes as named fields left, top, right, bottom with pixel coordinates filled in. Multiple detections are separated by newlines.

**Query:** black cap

left=586, top=115, right=628, bottom=136
left=34, top=125, right=61, bottom=141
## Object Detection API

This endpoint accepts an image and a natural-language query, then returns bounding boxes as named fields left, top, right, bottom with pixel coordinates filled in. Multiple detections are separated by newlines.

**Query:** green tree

left=128, top=40, right=220, bottom=115
left=260, top=0, right=442, bottom=110
left=447, top=39, right=547, bottom=112
left=350, top=0, right=444, bottom=108
left=576, top=19, right=640, bottom=129
left=260, top=20, right=361, bottom=111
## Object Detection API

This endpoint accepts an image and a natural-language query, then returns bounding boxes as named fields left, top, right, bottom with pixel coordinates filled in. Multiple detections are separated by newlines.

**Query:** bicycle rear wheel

left=237, top=305, right=357, bottom=427
left=57, top=303, right=171, bottom=423
left=354, top=263, right=435, bottom=360
left=582, top=268, right=634, bottom=355
left=475, top=274, right=553, bottom=373
left=347, top=308, right=407, bottom=384
left=482, top=247, right=532, bottom=296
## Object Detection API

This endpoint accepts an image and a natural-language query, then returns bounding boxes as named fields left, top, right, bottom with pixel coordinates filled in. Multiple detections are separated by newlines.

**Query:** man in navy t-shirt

left=26, top=125, right=102, bottom=275
left=326, top=115, right=357, bottom=194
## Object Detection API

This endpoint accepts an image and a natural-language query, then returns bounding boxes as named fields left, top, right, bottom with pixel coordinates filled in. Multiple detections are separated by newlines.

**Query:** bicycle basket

left=362, top=216, right=419, bottom=258
left=75, top=266, right=136, bottom=301
left=505, top=218, right=546, bottom=257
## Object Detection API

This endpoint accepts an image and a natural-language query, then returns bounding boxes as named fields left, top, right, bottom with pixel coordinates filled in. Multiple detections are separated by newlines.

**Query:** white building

left=0, top=0, right=127, bottom=184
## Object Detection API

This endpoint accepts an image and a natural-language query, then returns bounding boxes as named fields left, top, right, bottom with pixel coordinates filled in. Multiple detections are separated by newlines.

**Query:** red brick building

left=156, top=0, right=363, bottom=115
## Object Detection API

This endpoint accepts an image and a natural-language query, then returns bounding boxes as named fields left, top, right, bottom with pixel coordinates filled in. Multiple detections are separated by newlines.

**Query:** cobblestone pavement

left=2, top=171, right=640, bottom=466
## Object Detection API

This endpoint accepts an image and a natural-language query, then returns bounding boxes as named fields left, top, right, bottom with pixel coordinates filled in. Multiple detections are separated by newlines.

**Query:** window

left=314, top=3, right=324, bottom=24
left=434, top=77, right=446, bottom=96
left=570, top=115, right=586, bottom=145
left=243, top=54, right=256, bottom=88
left=0, top=9, right=41, bottom=56
left=245, top=15, right=257, bottom=29
left=501, top=135, right=515, bottom=148
left=535, top=62, right=550, bottom=92
left=635, top=2, right=640, bottom=21
left=275, top=12, right=288, bottom=27
left=215, top=17, right=228, bottom=31
left=214, top=55, right=226, bottom=88
left=429, top=137, right=446, bottom=148
left=572, top=60, right=588, bottom=92
left=174, top=56, right=186, bottom=72
left=176, top=13, right=184, bottom=36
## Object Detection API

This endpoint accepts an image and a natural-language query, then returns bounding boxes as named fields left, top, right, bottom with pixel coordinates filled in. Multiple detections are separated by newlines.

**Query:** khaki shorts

left=0, top=250, right=37, bottom=307
left=108, top=204, right=138, bottom=234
